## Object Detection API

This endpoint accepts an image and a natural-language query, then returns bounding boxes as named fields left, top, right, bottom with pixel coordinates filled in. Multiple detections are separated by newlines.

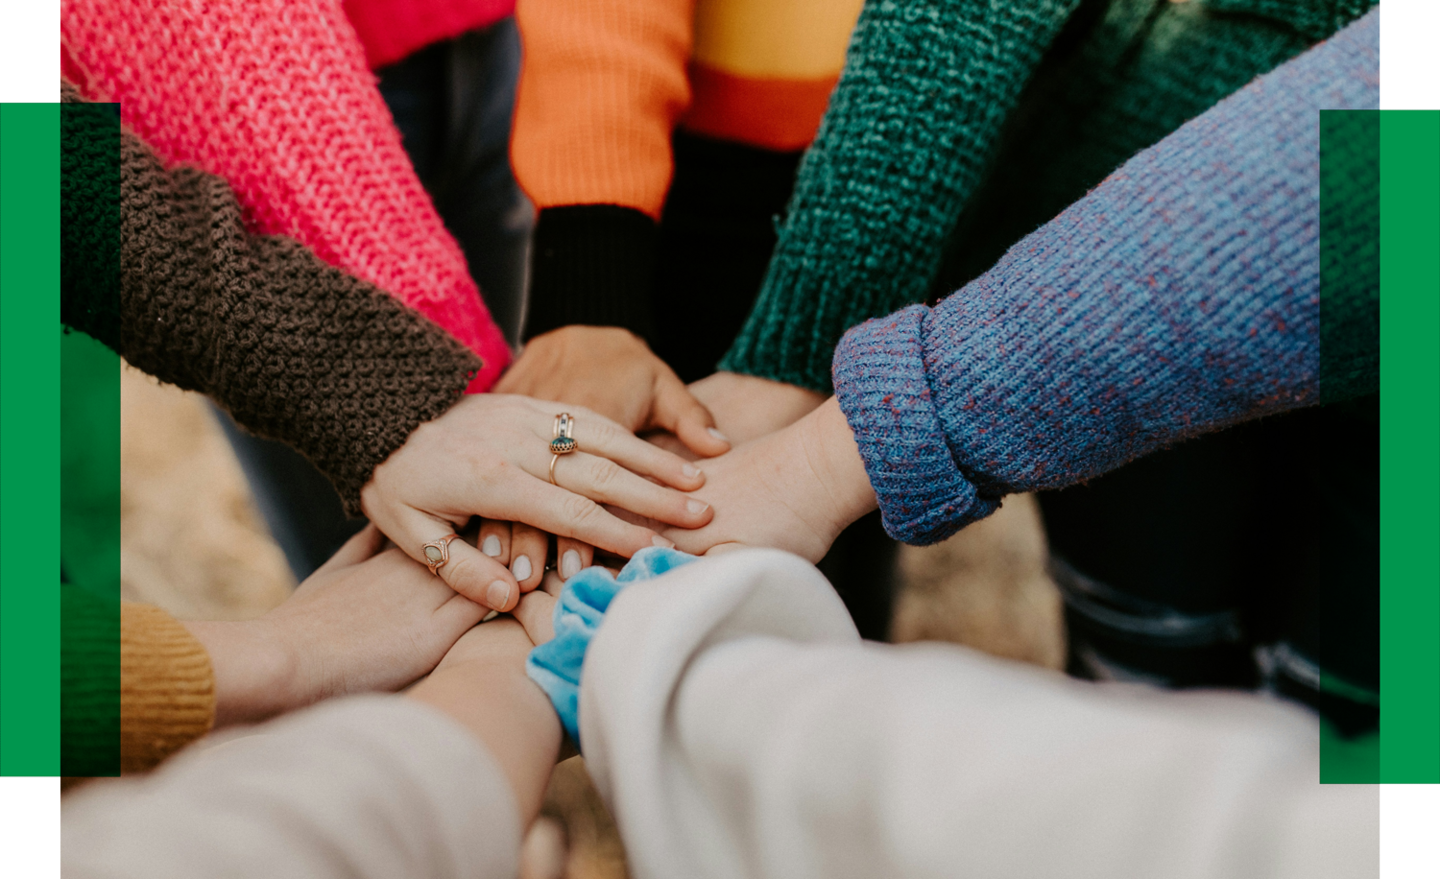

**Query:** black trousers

left=1042, top=398, right=1379, bottom=734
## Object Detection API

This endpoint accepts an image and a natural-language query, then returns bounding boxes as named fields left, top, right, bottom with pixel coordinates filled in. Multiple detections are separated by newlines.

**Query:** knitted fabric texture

left=344, top=0, right=515, bottom=70
left=722, top=0, right=1374, bottom=392
left=62, top=0, right=510, bottom=391
left=832, top=11, right=1378, bottom=545
left=61, top=83, right=482, bottom=515
left=61, top=584, right=216, bottom=777
left=119, top=603, right=216, bottom=774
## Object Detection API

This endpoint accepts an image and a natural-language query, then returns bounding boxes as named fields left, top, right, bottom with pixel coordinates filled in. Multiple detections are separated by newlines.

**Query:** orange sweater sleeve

left=512, top=0, right=695, bottom=219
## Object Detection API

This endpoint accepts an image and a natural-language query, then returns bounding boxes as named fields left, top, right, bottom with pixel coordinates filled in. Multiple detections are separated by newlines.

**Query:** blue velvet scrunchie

left=525, top=546, right=697, bottom=748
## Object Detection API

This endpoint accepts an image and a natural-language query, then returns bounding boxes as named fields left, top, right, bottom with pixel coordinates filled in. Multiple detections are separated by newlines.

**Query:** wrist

left=798, top=397, right=878, bottom=537
left=182, top=618, right=302, bottom=727
left=524, top=205, right=658, bottom=342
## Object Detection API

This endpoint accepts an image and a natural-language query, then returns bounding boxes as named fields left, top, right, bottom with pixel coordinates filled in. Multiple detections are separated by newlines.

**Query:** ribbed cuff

left=524, top=205, right=658, bottom=342
left=118, top=604, right=215, bottom=773
left=831, top=306, right=999, bottom=545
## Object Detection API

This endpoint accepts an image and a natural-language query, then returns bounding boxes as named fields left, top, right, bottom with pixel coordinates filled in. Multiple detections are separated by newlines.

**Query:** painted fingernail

left=686, top=499, right=710, bottom=515
left=682, top=463, right=703, bottom=479
left=561, top=550, right=582, bottom=579
left=512, top=555, right=533, bottom=581
left=708, top=427, right=729, bottom=443
left=652, top=535, right=676, bottom=549
left=486, top=580, right=511, bottom=610
left=482, top=534, right=502, bottom=557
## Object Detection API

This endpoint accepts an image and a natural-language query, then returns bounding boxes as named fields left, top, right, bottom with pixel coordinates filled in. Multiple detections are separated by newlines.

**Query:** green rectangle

left=1378, top=109, right=1440, bottom=784
left=58, top=101, right=122, bottom=777
left=1318, top=110, right=1380, bottom=782
left=0, top=102, right=63, bottom=776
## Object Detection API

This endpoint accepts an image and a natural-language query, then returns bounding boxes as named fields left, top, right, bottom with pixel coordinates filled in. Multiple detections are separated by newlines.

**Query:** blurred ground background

left=120, top=360, right=1066, bottom=879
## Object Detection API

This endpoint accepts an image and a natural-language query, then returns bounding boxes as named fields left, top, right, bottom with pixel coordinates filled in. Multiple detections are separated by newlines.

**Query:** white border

left=0, top=778, right=60, bottom=878
left=1380, top=0, right=1440, bottom=110
left=0, top=1, right=57, bottom=103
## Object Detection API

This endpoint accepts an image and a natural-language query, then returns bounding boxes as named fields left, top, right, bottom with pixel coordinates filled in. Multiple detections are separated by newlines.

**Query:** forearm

left=582, top=551, right=1374, bottom=879
left=409, top=621, right=562, bottom=823
left=719, top=0, right=1080, bottom=392
left=63, top=697, right=522, bottom=879
left=61, top=82, right=481, bottom=514
left=832, top=11, right=1380, bottom=544
left=513, top=0, right=696, bottom=341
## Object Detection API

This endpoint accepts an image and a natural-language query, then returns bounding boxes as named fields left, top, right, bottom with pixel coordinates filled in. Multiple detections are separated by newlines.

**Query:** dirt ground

left=120, top=361, right=1065, bottom=879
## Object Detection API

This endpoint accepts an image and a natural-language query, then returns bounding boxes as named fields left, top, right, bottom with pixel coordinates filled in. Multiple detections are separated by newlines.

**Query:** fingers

left=390, top=506, right=521, bottom=613
left=313, top=522, right=385, bottom=573
left=520, top=481, right=677, bottom=558
left=509, top=522, right=548, bottom=592
left=478, top=519, right=511, bottom=565
left=563, top=409, right=706, bottom=491
left=555, top=537, right=592, bottom=581
left=550, top=451, right=714, bottom=530
left=513, top=589, right=557, bottom=645
left=650, top=370, right=730, bottom=458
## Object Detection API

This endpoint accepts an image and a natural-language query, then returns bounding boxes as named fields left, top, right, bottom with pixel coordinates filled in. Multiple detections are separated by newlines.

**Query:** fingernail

left=561, top=550, right=582, bottom=579
left=482, top=534, right=502, bottom=557
left=486, top=580, right=511, bottom=610
left=682, top=462, right=703, bottom=479
left=652, top=535, right=676, bottom=549
left=686, top=499, right=709, bottom=515
left=512, top=555, right=533, bottom=581
left=708, top=427, right=729, bottom=443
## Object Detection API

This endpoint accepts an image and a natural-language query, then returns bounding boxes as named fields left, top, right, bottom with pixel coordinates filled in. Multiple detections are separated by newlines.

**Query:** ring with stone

left=551, top=412, right=577, bottom=455
left=421, top=535, right=458, bottom=576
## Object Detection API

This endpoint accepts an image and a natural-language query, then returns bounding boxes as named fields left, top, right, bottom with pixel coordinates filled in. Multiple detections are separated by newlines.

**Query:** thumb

left=649, top=370, right=730, bottom=458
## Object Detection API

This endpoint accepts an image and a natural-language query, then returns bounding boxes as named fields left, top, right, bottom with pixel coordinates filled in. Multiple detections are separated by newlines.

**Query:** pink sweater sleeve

left=62, top=0, right=511, bottom=391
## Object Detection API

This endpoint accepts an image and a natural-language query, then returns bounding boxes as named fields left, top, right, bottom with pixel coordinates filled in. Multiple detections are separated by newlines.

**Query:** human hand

left=688, top=371, right=827, bottom=446
left=361, top=394, right=714, bottom=612
left=659, top=397, right=878, bottom=562
left=184, top=525, right=488, bottom=727
left=496, top=325, right=731, bottom=458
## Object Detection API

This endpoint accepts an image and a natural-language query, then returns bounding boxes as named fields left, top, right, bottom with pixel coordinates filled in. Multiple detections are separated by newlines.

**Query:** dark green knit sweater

left=720, top=0, right=1374, bottom=392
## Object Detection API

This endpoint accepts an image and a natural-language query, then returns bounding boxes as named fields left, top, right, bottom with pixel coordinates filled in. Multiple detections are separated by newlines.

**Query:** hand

left=361, top=394, right=714, bottom=612
left=184, top=525, right=488, bottom=727
left=689, top=371, right=827, bottom=446
left=660, top=397, right=879, bottom=562
left=496, top=326, right=731, bottom=458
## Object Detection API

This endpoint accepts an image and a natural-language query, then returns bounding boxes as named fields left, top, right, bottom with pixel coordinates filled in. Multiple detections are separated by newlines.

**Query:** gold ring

left=421, top=535, right=458, bottom=576
left=549, top=453, right=561, bottom=486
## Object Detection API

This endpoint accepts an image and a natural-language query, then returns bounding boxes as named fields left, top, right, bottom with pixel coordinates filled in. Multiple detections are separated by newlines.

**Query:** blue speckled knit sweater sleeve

left=832, top=10, right=1378, bottom=546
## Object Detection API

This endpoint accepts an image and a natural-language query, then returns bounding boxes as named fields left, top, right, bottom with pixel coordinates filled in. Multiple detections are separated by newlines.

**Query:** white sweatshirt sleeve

left=579, top=549, right=1377, bottom=879
left=61, top=696, right=521, bottom=879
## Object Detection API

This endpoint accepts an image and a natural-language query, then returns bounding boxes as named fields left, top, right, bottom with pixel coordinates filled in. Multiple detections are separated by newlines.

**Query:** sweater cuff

left=119, top=603, right=215, bottom=773
left=831, top=306, right=1000, bottom=545
left=527, top=548, right=697, bottom=748
left=524, top=205, right=658, bottom=342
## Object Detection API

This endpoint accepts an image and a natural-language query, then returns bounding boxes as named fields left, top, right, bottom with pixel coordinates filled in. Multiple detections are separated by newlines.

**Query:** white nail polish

left=482, top=534, right=502, bottom=557
left=512, top=555, right=533, bottom=581
left=708, top=427, right=729, bottom=443
left=561, top=550, right=582, bottom=579
left=686, top=499, right=709, bottom=515
left=652, top=535, right=676, bottom=549
left=682, top=463, right=703, bottom=479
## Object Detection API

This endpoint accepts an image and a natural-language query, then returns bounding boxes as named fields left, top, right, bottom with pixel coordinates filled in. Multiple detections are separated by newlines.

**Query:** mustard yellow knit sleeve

left=119, top=602, right=216, bottom=773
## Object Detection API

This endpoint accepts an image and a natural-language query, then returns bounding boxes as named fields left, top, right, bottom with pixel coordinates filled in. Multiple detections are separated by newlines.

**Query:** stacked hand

left=361, top=394, right=713, bottom=613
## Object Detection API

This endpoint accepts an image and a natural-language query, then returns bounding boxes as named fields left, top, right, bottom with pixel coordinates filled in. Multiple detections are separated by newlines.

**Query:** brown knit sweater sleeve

left=119, top=603, right=216, bottom=773
left=61, top=81, right=482, bottom=514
